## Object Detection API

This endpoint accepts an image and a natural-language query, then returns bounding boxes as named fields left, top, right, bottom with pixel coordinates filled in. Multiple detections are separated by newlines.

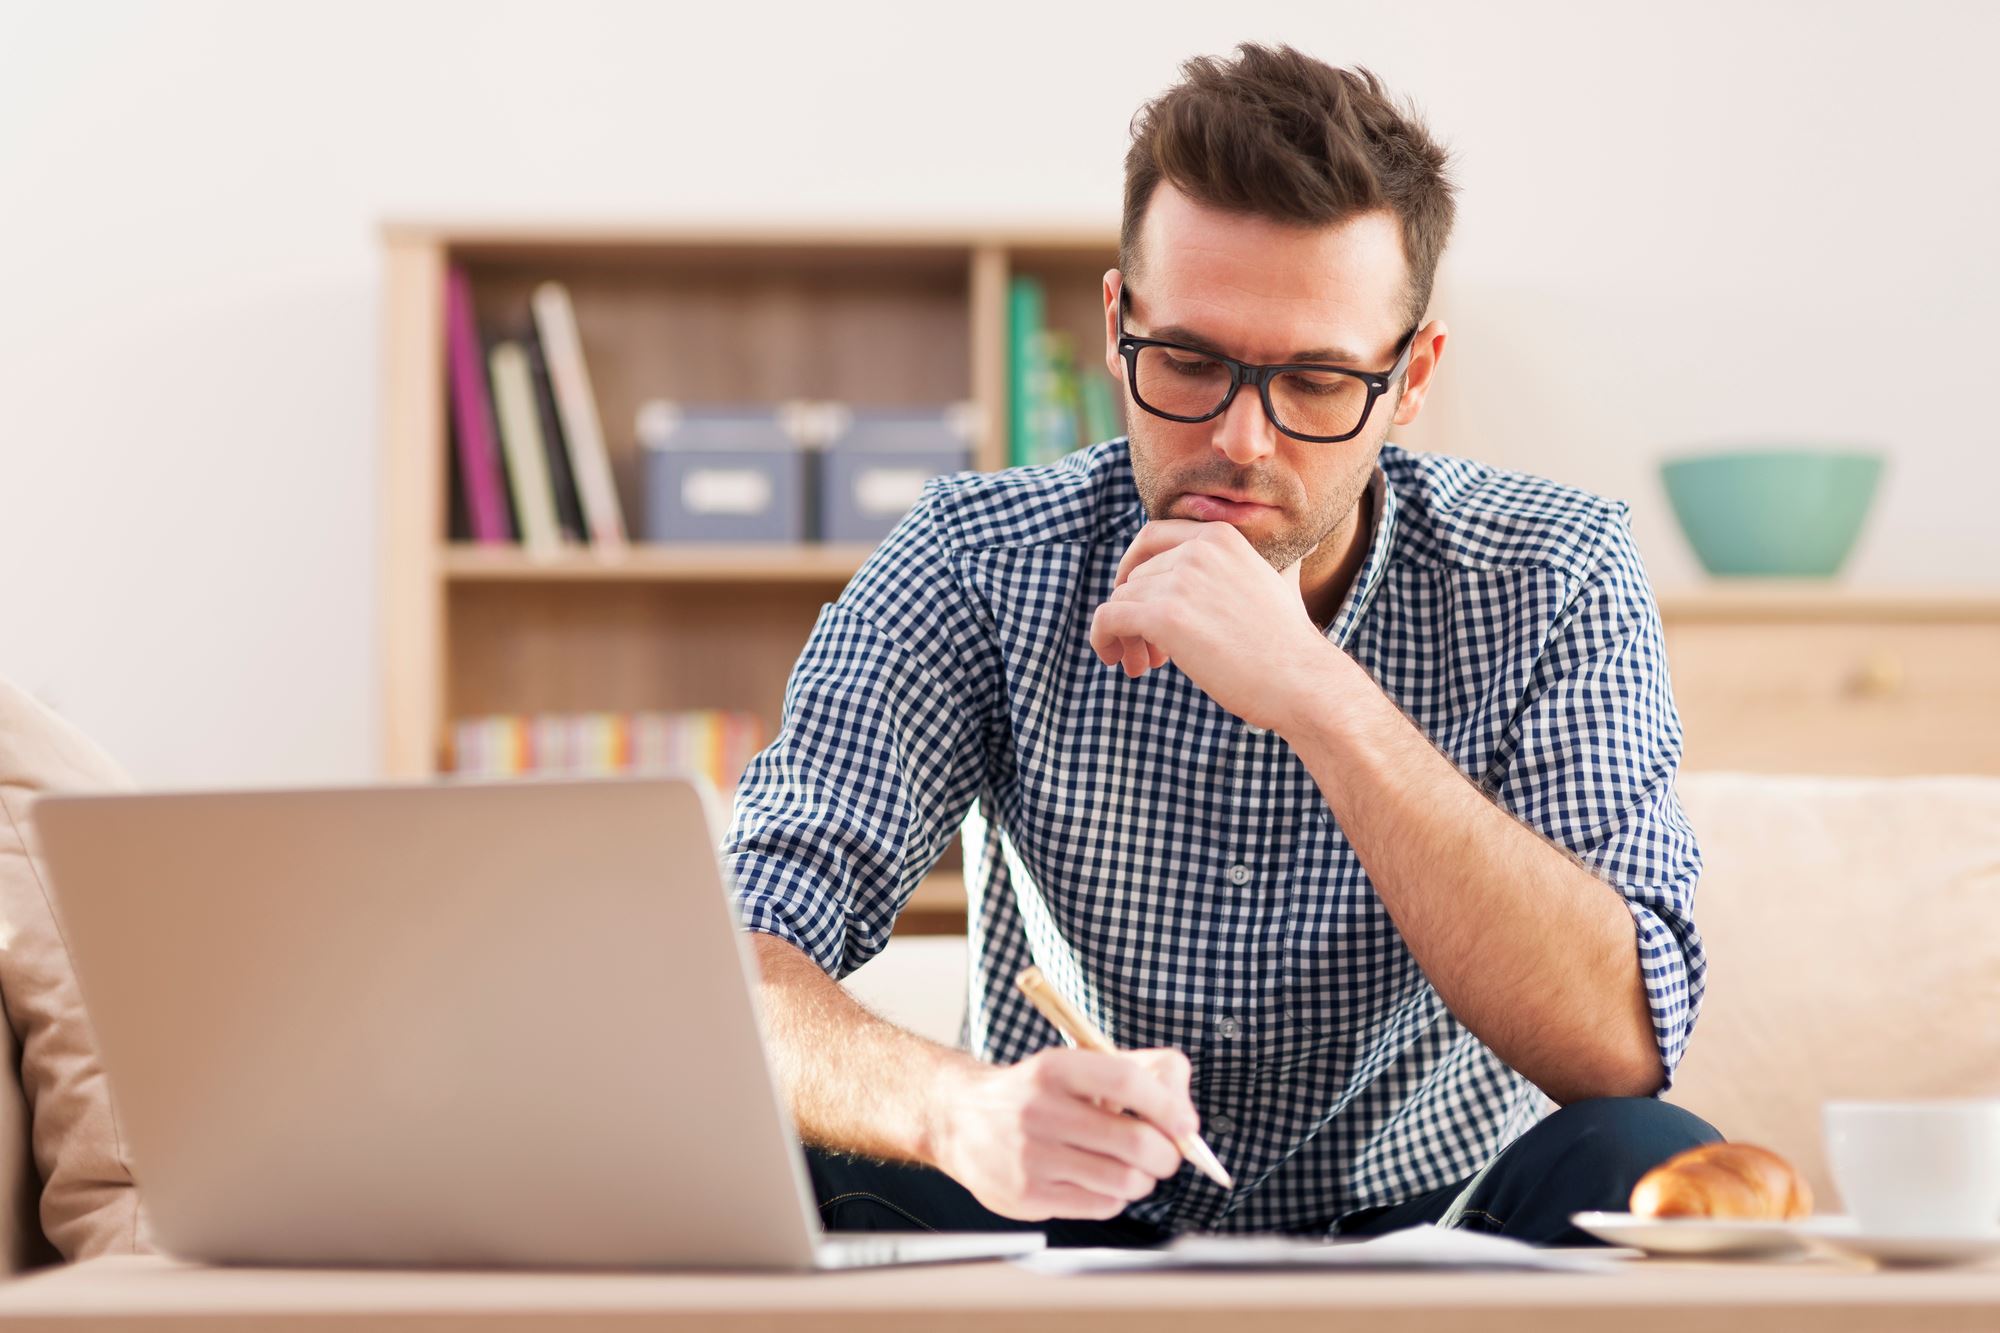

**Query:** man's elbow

left=1611, top=1048, right=1669, bottom=1100
left=1545, top=1043, right=1667, bottom=1107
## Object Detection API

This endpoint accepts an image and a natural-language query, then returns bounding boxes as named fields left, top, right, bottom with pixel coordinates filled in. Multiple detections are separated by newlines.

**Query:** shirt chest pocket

left=1283, top=807, right=1427, bottom=1036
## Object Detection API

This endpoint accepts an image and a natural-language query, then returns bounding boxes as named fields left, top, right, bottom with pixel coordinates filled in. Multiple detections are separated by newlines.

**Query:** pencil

left=1014, top=966, right=1234, bottom=1191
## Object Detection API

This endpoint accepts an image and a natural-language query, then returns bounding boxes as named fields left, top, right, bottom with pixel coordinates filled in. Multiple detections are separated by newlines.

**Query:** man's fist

left=925, top=1046, right=1198, bottom=1221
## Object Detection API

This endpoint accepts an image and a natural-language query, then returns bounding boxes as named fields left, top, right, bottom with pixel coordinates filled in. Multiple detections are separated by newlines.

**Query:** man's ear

left=1390, top=320, right=1448, bottom=428
left=1102, top=270, right=1124, bottom=382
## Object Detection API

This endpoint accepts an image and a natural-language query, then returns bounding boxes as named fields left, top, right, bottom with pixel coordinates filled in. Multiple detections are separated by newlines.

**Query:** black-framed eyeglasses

left=1116, top=287, right=1420, bottom=444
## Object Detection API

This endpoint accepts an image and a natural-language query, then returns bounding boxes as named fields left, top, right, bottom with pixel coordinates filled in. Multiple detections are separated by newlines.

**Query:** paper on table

left=1013, top=1224, right=1629, bottom=1275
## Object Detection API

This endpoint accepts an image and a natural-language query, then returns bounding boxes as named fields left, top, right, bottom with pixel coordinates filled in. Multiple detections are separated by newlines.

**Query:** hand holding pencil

left=923, top=967, right=1225, bottom=1221
left=1015, top=966, right=1234, bottom=1190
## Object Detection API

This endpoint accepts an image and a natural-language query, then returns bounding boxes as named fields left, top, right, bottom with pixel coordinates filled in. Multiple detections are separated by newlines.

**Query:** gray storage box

left=639, top=404, right=809, bottom=544
left=819, top=405, right=977, bottom=544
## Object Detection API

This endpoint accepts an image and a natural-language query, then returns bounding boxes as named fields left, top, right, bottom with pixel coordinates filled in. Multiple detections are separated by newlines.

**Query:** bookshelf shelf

left=442, top=543, right=877, bottom=584
left=902, top=871, right=967, bottom=936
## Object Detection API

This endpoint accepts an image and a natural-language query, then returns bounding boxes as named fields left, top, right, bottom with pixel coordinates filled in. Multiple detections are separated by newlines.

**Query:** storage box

left=638, top=403, right=810, bottom=544
left=819, top=405, right=978, bottom=544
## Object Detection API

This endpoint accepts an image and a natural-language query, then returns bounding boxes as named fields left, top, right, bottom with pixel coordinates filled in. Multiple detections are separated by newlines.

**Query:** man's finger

left=1045, top=1141, right=1167, bottom=1203
left=1115, top=541, right=1193, bottom=588
left=1030, top=1180, right=1129, bottom=1222
left=1039, top=1098, right=1184, bottom=1180
left=1114, top=520, right=1209, bottom=586
left=1120, top=636, right=1150, bottom=678
left=1108, top=578, right=1178, bottom=603
left=1051, top=1051, right=1200, bottom=1140
left=1129, top=1047, right=1194, bottom=1098
left=1090, top=603, right=1165, bottom=664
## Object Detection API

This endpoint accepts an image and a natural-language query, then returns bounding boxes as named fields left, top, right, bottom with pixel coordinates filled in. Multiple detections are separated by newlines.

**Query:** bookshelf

left=379, top=224, right=1122, bottom=935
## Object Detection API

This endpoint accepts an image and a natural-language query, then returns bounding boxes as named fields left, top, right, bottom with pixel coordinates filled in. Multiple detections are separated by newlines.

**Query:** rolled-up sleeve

left=723, top=488, right=994, bottom=979
left=1490, top=504, right=1707, bottom=1088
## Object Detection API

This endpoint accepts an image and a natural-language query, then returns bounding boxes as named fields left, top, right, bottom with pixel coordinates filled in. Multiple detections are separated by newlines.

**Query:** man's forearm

left=1280, top=648, right=1665, bottom=1105
left=747, top=934, right=982, bottom=1164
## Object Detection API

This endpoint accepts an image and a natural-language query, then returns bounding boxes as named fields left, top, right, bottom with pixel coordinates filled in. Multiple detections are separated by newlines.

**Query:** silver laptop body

left=32, top=776, right=1041, bottom=1270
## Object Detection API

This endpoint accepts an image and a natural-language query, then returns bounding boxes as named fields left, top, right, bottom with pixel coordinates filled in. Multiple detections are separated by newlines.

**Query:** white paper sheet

left=1012, top=1224, right=1629, bottom=1275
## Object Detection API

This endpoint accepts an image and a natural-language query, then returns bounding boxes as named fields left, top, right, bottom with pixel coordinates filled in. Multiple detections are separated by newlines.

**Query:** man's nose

left=1210, top=383, right=1279, bottom=466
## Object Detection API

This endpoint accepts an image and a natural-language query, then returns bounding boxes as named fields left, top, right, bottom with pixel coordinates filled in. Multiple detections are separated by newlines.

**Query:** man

left=724, top=44, right=1717, bottom=1247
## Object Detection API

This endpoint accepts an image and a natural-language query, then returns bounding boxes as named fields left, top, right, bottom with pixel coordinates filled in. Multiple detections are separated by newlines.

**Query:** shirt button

left=1246, top=724, right=1268, bottom=737
left=1208, top=1113, right=1236, bottom=1137
left=1215, top=1015, right=1241, bottom=1040
left=1226, top=864, right=1252, bottom=886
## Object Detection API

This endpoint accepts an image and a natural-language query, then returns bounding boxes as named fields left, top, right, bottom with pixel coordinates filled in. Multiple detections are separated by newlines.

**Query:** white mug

left=1823, top=1099, right=2000, bottom=1236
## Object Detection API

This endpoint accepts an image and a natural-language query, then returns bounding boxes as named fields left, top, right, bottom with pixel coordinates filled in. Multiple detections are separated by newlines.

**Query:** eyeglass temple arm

left=1387, top=322, right=1422, bottom=386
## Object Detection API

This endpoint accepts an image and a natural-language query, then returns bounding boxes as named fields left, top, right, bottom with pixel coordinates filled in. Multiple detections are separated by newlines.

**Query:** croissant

left=1629, top=1142, right=1813, bottom=1221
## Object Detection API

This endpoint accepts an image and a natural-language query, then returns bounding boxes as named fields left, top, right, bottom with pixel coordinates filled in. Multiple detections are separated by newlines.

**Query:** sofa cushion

left=0, top=680, right=150, bottom=1262
left=1667, top=772, right=2000, bottom=1210
left=0, top=987, right=60, bottom=1273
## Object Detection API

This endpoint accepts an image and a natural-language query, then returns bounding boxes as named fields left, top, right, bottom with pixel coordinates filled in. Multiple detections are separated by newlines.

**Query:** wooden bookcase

left=378, top=224, right=1121, bottom=932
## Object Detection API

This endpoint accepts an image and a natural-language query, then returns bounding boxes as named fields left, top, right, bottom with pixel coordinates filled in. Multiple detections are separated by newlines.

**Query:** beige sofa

left=0, top=770, right=1994, bottom=1272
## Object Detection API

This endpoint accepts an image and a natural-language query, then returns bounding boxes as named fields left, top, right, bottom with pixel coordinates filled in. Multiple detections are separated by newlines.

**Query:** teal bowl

left=1660, top=448, right=1884, bottom=578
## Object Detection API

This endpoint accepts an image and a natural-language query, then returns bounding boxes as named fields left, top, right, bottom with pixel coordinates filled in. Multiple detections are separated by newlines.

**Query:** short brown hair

left=1122, top=45, right=1457, bottom=329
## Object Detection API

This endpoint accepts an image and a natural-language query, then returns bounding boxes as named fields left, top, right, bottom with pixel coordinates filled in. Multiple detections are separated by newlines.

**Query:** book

left=1007, top=276, right=1046, bottom=468
left=1080, top=368, right=1122, bottom=447
left=444, top=266, right=514, bottom=543
left=487, top=340, right=564, bottom=559
left=1038, top=331, right=1081, bottom=463
left=523, top=320, right=588, bottom=542
left=531, top=281, right=628, bottom=550
left=446, top=416, right=472, bottom=541
left=449, top=710, right=766, bottom=796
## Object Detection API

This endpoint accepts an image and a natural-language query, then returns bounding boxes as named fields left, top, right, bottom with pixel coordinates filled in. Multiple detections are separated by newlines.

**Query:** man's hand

left=925, top=1047, right=1197, bottom=1221
left=1089, top=519, right=1334, bottom=733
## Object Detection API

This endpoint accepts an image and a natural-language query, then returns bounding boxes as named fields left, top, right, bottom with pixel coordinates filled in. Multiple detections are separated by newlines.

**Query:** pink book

left=445, top=265, right=513, bottom=543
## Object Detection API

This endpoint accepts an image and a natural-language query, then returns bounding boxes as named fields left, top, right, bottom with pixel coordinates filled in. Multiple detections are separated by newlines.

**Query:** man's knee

left=1534, top=1095, right=1723, bottom=1181
left=1464, top=1097, right=1725, bottom=1245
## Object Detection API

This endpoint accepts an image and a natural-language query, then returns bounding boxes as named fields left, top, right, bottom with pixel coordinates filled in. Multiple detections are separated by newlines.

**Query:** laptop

left=32, top=776, right=1043, bottom=1270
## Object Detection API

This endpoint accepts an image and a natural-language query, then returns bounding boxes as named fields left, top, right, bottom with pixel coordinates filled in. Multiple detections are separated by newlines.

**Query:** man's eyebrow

left=1148, top=323, right=1362, bottom=365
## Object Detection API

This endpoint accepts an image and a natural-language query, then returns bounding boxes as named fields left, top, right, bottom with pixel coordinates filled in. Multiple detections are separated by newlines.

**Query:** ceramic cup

left=1823, top=1100, right=2000, bottom=1236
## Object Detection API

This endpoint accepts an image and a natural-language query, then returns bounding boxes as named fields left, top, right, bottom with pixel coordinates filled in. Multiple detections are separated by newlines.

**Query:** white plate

left=1569, top=1212, right=1808, bottom=1258
left=1794, top=1217, right=2000, bottom=1268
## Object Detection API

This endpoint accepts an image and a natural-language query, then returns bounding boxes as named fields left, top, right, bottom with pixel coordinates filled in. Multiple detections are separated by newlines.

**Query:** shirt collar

left=1324, top=458, right=1399, bottom=648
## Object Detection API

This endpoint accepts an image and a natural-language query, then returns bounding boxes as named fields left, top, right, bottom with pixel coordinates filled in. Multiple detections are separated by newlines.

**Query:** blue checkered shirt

left=725, top=438, right=1706, bottom=1235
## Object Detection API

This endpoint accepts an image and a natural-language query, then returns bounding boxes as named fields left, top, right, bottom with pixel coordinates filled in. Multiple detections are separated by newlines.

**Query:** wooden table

left=1, top=1253, right=1997, bottom=1332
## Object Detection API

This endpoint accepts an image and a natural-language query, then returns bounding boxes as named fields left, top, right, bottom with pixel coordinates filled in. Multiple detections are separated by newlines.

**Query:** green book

left=1080, top=370, right=1121, bottom=448
left=1041, top=332, right=1081, bottom=464
left=1007, top=276, right=1047, bottom=468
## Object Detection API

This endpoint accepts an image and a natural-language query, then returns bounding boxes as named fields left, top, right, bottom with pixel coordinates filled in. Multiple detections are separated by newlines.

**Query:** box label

left=683, top=468, right=774, bottom=516
left=855, top=467, right=930, bottom=517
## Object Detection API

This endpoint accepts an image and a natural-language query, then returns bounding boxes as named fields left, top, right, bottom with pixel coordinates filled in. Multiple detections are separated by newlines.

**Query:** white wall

left=3, top=0, right=1994, bottom=786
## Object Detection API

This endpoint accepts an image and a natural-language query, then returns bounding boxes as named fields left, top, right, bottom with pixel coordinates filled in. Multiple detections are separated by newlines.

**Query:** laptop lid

left=33, top=776, right=825, bottom=1269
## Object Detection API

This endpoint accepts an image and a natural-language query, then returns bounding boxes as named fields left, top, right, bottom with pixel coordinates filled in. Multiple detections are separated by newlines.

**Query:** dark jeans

left=807, top=1096, right=1722, bottom=1248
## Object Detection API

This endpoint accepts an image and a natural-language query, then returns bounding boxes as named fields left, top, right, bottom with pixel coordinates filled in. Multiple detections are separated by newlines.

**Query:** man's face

left=1104, top=183, right=1438, bottom=574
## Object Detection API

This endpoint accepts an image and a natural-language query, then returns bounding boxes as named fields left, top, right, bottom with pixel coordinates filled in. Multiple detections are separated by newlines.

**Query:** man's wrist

left=1271, top=636, right=1369, bottom=747
left=916, top=1053, right=985, bottom=1171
